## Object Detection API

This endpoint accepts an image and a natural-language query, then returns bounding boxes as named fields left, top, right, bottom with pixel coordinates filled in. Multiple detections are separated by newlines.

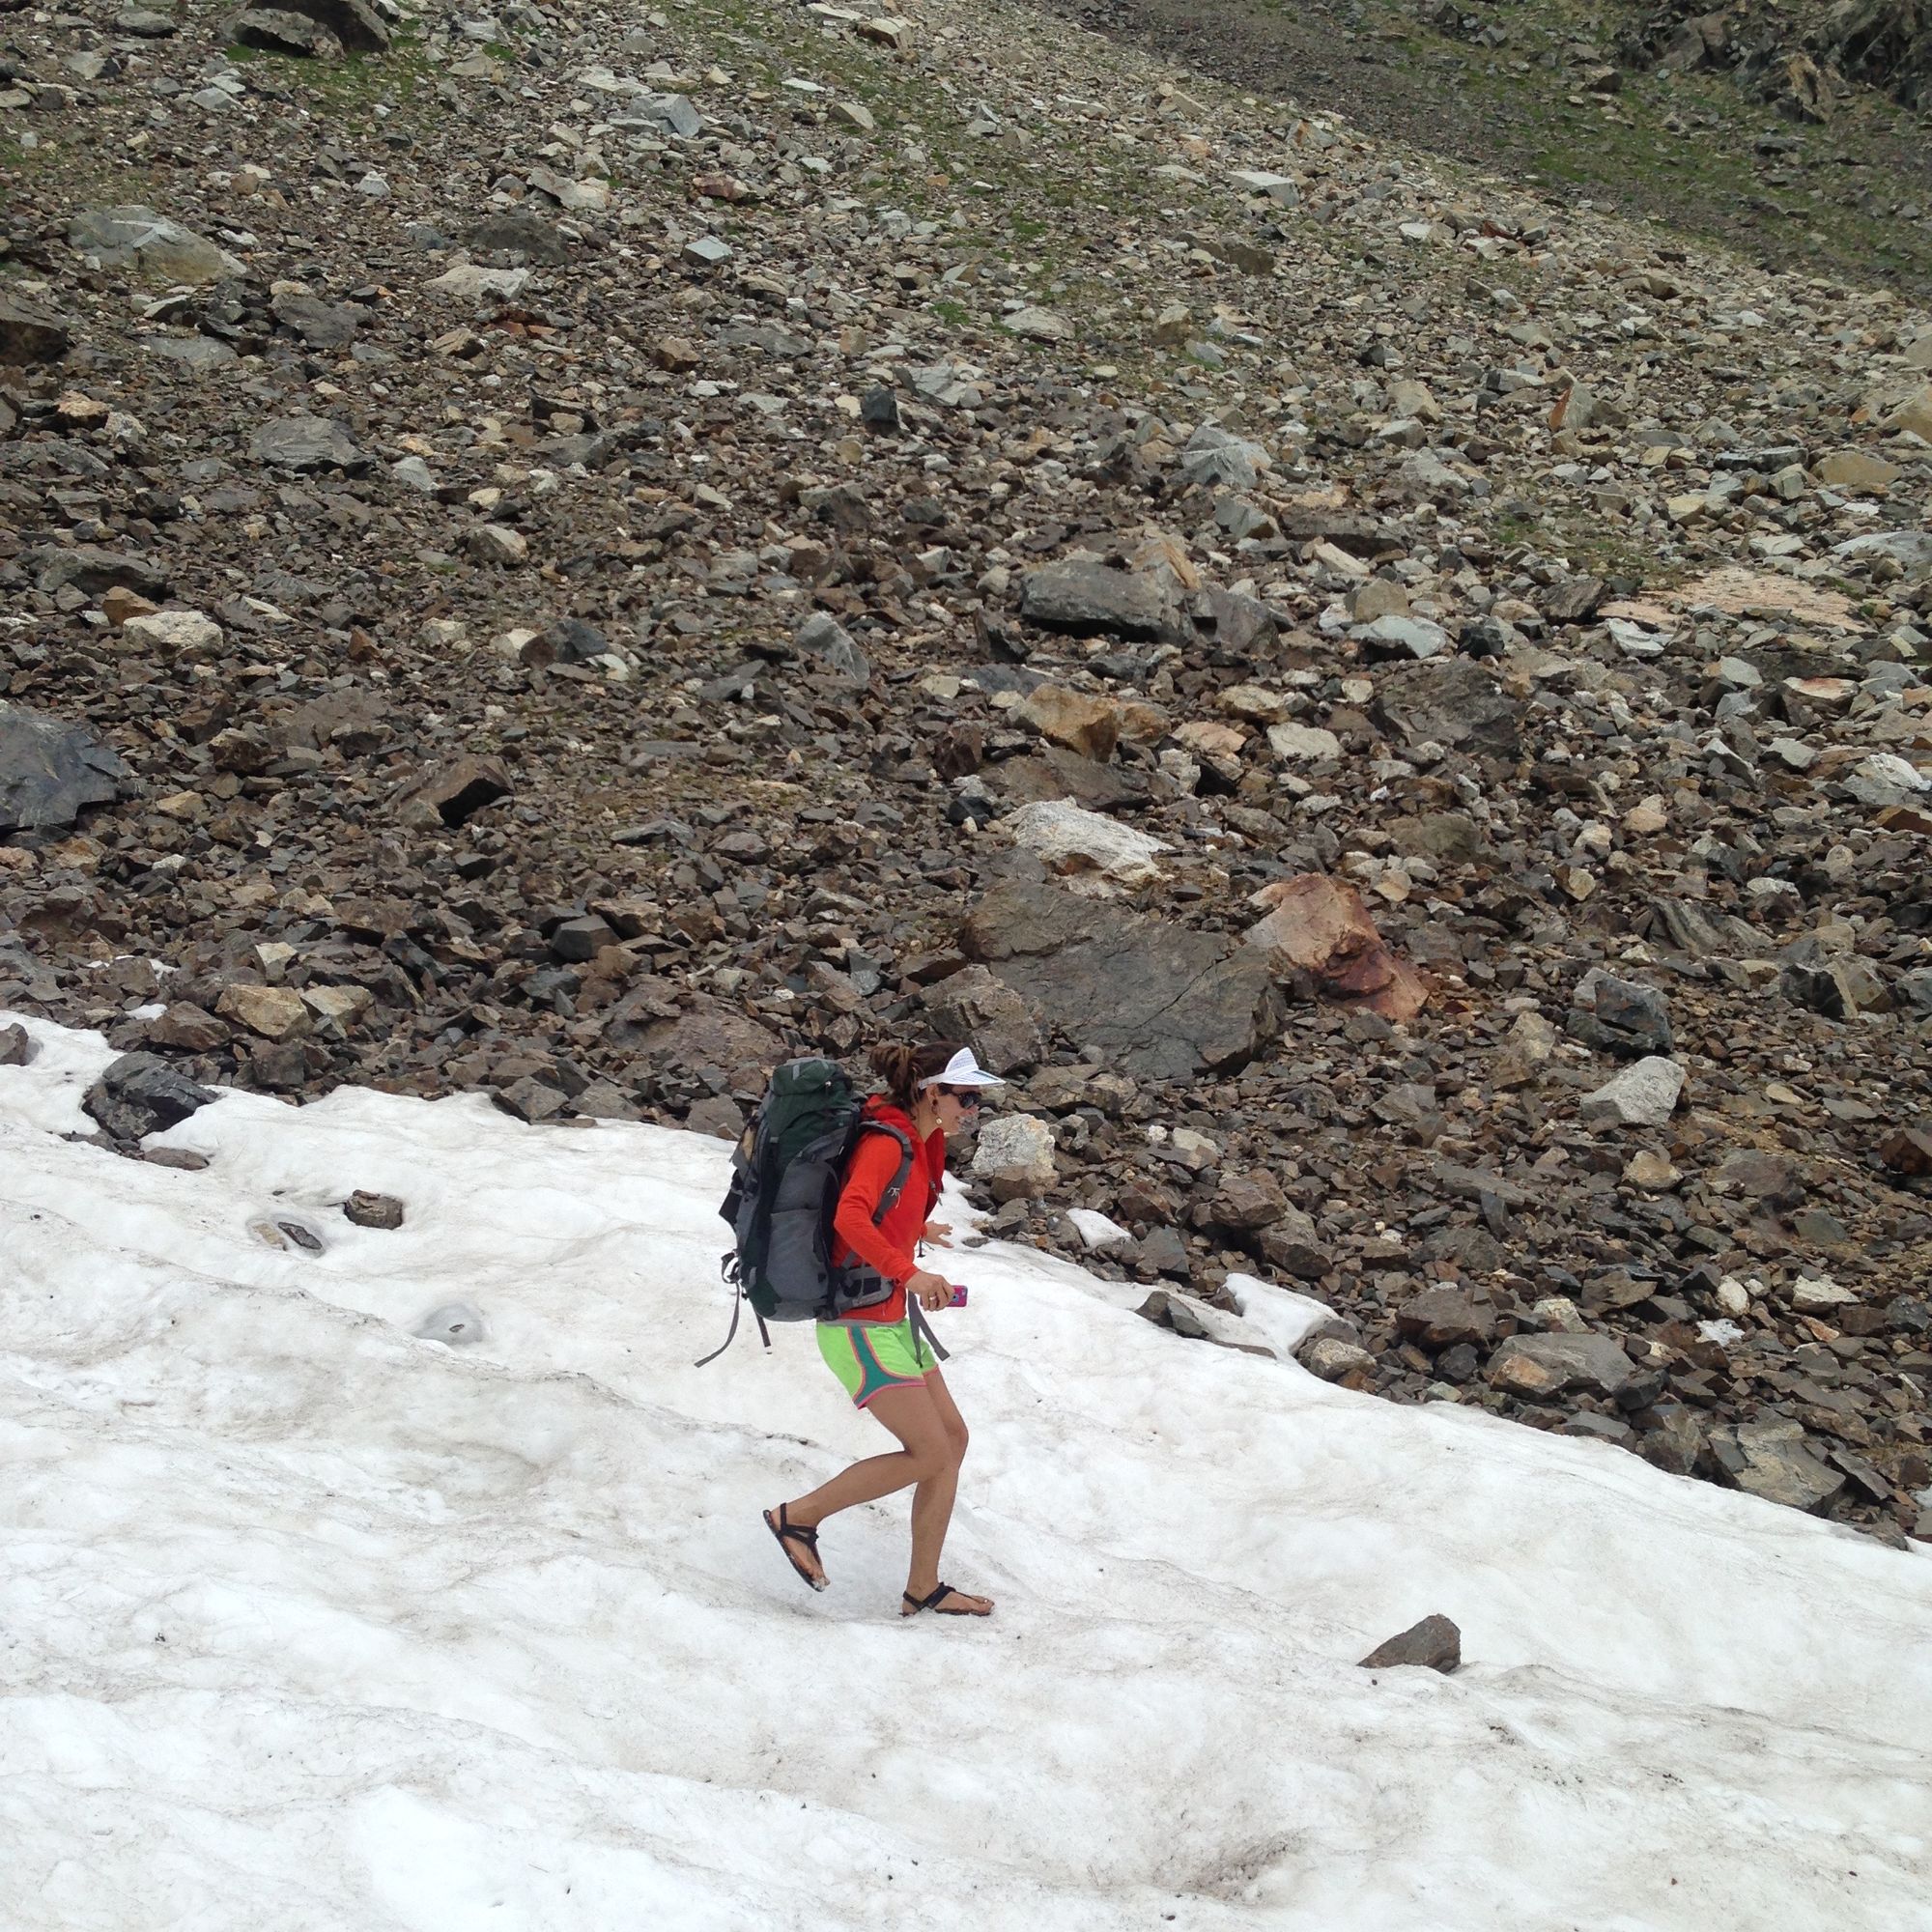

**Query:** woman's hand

left=906, top=1268, right=954, bottom=1312
left=922, top=1218, right=952, bottom=1245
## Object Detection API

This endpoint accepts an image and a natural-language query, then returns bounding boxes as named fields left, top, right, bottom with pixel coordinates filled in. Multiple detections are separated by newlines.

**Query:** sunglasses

left=937, top=1087, right=982, bottom=1107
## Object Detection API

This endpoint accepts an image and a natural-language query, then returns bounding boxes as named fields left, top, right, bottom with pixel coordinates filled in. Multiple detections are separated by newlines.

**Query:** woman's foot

left=901, top=1581, right=993, bottom=1618
left=765, top=1505, right=827, bottom=1592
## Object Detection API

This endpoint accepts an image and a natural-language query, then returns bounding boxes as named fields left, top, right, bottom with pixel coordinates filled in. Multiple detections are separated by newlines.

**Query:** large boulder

left=1708, top=1420, right=1846, bottom=1514
left=67, top=207, right=241, bottom=284
left=0, top=293, right=72, bottom=366
left=83, top=1052, right=217, bottom=1141
left=920, top=964, right=1042, bottom=1073
left=1003, top=799, right=1168, bottom=888
left=1566, top=969, right=1672, bottom=1057
left=0, top=708, right=128, bottom=835
left=1486, top=1333, right=1634, bottom=1401
left=961, top=877, right=1281, bottom=1081
left=970, top=1112, right=1057, bottom=1202
left=1372, top=657, right=1523, bottom=757
left=1018, top=560, right=1168, bottom=639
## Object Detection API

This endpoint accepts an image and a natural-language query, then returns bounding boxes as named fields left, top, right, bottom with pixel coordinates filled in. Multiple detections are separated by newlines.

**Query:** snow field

left=2, top=1011, right=1929, bottom=1930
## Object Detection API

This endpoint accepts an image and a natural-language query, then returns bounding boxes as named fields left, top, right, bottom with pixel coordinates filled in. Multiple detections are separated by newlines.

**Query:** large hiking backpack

left=696, top=1057, right=933, bottom=1366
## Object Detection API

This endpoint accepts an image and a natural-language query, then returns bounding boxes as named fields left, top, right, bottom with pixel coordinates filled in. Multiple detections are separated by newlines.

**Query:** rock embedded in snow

left=1065, top=1207, right=1133, bottom=1251
left=1003, top=798, right=1169, bottom=887
left=0, top=1022, right=37, bottom=1066
left=1580, top=1058, right=1687, bottom=1128
left=413, top=1300, right=487, bottom=1346
left=1358, top=1613, right=1462, bottom=1674
left=83, top=1051, right=216, bottom=1140
left=344, top=1190, right=406, bottom=1230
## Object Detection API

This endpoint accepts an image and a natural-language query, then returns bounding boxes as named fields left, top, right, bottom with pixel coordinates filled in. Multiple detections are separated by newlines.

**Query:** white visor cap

left=919, top=1047, right=1007, bottom=1090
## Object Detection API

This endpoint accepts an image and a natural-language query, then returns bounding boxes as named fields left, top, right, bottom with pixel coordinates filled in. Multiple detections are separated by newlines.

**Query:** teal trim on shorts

left=817, top=1317, right=936, bottom=1408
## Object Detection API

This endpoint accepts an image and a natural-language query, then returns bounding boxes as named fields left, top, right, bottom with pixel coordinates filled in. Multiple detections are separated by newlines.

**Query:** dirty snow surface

left=4, top=1013, right=1929, bottom=1931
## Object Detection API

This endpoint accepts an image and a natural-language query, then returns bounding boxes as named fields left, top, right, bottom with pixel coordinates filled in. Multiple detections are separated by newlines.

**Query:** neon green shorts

left=817, top=1317, right=936, bottom=1408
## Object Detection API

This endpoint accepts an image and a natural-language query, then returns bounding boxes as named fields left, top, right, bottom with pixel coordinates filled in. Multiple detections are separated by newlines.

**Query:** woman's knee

left=947, top=1422, right=969, bottom=1467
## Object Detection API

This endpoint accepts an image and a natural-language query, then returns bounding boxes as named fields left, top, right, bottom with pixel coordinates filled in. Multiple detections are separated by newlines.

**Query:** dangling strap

left=694, top=1256, right=773, bottom=1368
left=908, top=1296, right=951, bottom=1364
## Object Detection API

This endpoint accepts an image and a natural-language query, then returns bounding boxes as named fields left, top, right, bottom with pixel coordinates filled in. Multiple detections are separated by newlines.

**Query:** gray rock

left=1137, top=1225, right=1192, bottom=1277
left=1709, top=1420, right=1846, bottom=1514
left=146, top=336, right=239, bottom=372
left=1372, top=657, right=1523, bottom=756
left=83, top=1051, right=217, bottom=1141
left=0, top=1022, right=38, bottom=1067
left=685, top=1094, right=748, bottom=1140
left=470, top=209, right=572, bottom=264
left=24, top=543, right=168, bottom=598
left=496, top=1075, right=566, bottom=1123
left=1486, top=1332, right=1634, bottom=1401
left=1396, top=1289, right=1496, bottom=1350
left=344, top=1190, right=405, bottom=1229
left=250, top=414, right=366, bottom=472
left=395, top=754, right=511, bottom=829
left=961, top=877, right=1282, bottom=1081
left=1019, top=560, right=1168, bottom=639
left=114, top=6, right=179, bottom=32
left=272, top=0, right=387, bottom=50
left=1178, top=423, right=1266, bottom=490
left=795, top=611, right=869, bottom=681
left=1354, top=613, right=1450, bottom=661
left=228, top=8, right=344, bottom=56
left=272, top=293, right=359, bottom=348
left=0, top=292, right=72, bottom=367
left=1579, top=1057, right=1686, bottom=1128
left=1358, top=1613, right=1461, bottom=1673
left=921, top=964, right=1041, bottom=1073
left=1709, top=1150, right=1804, bottom=1209
left=0, top=707, right=129, bottom=835
left=1566, top=970, right=1672, bottom=1057
left=616, top=91, right=704, bottom=139
left=68, top=206, right=240, bottom=284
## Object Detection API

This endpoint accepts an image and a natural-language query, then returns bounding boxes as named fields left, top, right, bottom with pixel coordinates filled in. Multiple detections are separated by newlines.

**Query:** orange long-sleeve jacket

left=830, top=1097, right=945, bottom=1324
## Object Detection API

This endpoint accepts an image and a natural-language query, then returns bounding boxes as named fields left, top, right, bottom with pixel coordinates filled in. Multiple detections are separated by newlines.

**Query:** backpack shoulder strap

left=856, top=1121, right=918, bottom=1227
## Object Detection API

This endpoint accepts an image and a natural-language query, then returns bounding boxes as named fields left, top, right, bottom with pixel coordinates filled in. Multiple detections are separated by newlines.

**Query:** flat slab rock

left=1358, top=1613, right=1462, bottom=1673
left=962, top=875, right=1281, bottom=1082
left=0, top=707, right=129, bottom=835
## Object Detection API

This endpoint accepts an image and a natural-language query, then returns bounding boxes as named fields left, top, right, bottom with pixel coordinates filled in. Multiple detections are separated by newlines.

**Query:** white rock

left=1843, top=753, right=1929, bottom=808
left=1004, top=799, right=1169, bottom=887
left=1580, top=1057, right=1686, bottom=1128
left=1791, top=1274, right=1856, bottom=1313
left=428, top=264, right=531, bottom=299
left=1266, top=721, right=1342, bottom=762
left=970, top=1114, right=1057, bottom=1202
left=1066, top=1208, right=1133, bottom=1252
left=121, top=610, right=222, bottom=654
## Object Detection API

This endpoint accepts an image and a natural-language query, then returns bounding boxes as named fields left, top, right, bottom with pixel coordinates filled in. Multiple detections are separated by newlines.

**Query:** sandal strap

left=777, top=1506, right=819, bottom=1549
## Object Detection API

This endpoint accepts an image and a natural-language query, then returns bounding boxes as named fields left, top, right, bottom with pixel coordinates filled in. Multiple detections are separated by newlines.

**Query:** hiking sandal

left=765, top=1506, right=827, bottom=1593
left=900, top=1581, right=993, bottom=1618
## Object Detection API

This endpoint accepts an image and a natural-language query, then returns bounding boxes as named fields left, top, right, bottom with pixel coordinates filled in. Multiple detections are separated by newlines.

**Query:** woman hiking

left=765, top=1039, right=1003, bottom=1620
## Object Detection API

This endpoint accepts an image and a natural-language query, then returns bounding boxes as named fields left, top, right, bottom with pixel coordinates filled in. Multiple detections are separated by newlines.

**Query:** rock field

left=3, top=0, right=1931, bottom=1540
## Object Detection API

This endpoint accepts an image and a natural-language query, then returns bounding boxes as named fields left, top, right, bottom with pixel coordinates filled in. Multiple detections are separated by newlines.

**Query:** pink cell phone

left=948, top=1284, right=968, bottom=1308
